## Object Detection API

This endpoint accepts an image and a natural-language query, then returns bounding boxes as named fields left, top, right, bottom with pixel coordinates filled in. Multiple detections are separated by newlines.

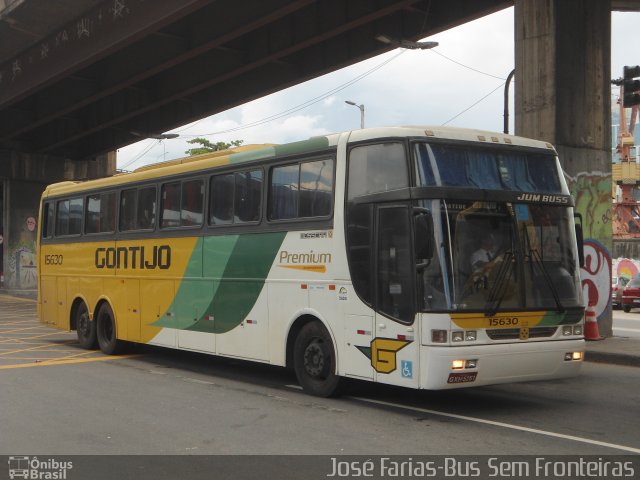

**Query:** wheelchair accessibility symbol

left=401, top=360, right=413, bottom=379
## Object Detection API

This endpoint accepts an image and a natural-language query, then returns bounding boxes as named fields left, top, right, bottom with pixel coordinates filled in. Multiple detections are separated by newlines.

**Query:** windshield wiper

left=528, top=248, right=565, bottom=313
left=484, top=251, right=514, bottom=316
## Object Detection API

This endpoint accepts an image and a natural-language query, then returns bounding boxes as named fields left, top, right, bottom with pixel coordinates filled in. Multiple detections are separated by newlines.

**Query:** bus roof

left=41, top=126, right=555, bottom=198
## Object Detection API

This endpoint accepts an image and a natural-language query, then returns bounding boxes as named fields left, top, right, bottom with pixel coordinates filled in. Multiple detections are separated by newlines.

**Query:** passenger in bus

left=470, top=235, right=498, bottom=291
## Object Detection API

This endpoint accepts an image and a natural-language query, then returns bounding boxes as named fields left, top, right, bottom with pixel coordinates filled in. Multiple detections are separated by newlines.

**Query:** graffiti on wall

left=613, top=258, right=639, bottom=280
left=566, top=171, right=612, bottom=315
left=5, top=216, right=37, bottom=290
left=582, top=240, right=611, bottom=316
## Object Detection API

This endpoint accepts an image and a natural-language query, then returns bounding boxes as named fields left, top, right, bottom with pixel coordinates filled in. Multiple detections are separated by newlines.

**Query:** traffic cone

left=583, top=304, right=602, bottom=341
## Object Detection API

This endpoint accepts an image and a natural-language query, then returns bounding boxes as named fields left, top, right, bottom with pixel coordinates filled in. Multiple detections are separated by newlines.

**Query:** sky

left=117, top=7, right=640, bottom=171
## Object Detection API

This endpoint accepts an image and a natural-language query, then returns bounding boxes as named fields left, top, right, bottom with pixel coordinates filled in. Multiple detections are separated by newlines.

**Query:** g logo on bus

left=520, top=327, right=530, bottom=341
left=356, top=338, right=411, bottom=374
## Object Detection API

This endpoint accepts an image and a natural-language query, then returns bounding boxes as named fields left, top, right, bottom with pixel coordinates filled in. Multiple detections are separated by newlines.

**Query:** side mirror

left=574, top=212, right=585, bottom=268
left=413, top=208, right=434, bottom=265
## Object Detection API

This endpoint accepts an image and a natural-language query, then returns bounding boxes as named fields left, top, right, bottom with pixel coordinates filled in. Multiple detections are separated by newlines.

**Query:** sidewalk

left=584, top=336, right=640, bottom=368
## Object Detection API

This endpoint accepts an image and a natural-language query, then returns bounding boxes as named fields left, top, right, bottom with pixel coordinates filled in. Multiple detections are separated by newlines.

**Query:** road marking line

left=0, top=354, right=141, bottom=370
left=0, top=326, right=45, bottom=334
left=0, top=295, right=37, bottom=303
left=0, top=340, right=75, bottom=356
left=350, top=396, right=640, bottom=455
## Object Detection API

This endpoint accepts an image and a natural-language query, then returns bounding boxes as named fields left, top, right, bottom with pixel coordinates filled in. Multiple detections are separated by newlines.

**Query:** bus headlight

left=564, top=352, right=583, bottom=361
left=465, top=330, right=477, bottom=341
left=562, top=325, right=584, bottom=336
left=451, top=359, right=478, bottom=370
left=451, top=359, right=465, bottom=370
left=452, top=331, right=464, bottom=342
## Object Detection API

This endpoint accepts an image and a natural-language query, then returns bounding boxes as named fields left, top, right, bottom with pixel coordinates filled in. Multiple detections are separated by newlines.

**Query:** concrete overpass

left=0, top=0, right=513, bottom=160
left=1, top=0, right=639, bottom=336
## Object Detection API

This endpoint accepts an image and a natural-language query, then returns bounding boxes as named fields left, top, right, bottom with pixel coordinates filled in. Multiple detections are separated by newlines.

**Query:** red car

left=612, top=276, right=629, bottom=309
left=622, top=276, right=640, bottom=312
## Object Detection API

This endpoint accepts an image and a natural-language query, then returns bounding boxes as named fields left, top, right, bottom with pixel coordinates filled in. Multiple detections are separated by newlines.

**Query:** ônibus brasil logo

left=8, top=456, right=73, bottom=480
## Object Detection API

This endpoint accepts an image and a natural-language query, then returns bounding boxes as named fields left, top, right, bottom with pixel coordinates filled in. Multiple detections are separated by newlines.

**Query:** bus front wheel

left=76, top=302, right=96, bottom=349
left=96, top=303, right=122, bottom=355
left=293, top=321, right=341, bottom=397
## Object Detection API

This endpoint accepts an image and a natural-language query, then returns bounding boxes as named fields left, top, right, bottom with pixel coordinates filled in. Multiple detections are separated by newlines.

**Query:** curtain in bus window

left=414, top=143, right=437, bottom=186
left=56, top=200, right=70, bottom=236
left=161, top=182, right=180, bottom=228
left=86, top=194, right=101, bottom=234
left=102, top=192, right=116, bottom=232
left=347, top=143, right=407, bottom=199
left=429, top=144, right=502, bottom=189
left=119, top=189, right=137, bottom=231
left=497, top=154, right=535, bottom=191
left=210, top=174, right=234, bottom=225
left=68, top=198, right=83, bottom=235
left=525, top=155, right=562, bottom=192
left=235, top=170, right=262, bottom=223
left=181, top=179, right=204, bottom=227
left=137, top=186, right=156, bottom=230
left=299, top=160, right=333, bottom=217
left=270, top=164, right=299, bottom=220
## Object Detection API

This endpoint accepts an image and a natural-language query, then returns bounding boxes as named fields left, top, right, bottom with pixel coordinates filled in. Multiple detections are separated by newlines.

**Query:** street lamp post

left=345, top=100, right=365, bottom=129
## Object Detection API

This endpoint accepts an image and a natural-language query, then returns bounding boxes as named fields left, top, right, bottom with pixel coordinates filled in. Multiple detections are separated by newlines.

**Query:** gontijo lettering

left=95, top=245, right=171, bottom=269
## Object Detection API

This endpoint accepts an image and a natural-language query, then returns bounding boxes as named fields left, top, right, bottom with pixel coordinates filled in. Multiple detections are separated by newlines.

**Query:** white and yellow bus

left=38, top=126, right=585, bottom=396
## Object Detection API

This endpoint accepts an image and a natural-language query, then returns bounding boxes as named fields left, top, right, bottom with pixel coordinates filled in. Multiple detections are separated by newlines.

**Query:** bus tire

left=623, top=305, right=631, bottom=313
left=293, top=321, right=341, bottom=397
left=96, top=303, right=122, bottom=355
left=76, top=302, right=97, bottom=349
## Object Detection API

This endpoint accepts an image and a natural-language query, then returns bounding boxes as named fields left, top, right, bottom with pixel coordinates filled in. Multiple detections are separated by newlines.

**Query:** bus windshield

left=418, top=199, right=582, bottom=313
left=413, top=142, right=582, bottom=314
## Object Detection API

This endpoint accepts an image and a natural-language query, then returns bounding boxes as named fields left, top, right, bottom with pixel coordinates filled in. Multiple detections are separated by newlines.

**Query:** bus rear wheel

left=76, top=302, right=96, bottom=349
left=293, top=322, right=341, bottom=397
left=96, top=303, right=122, bottom=355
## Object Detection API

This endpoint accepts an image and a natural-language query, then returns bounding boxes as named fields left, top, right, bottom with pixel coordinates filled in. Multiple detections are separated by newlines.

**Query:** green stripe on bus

left=187, top=231, right=286, bottom=333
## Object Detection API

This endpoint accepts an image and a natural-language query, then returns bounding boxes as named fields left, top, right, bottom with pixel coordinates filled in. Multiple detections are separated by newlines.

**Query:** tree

left=184, top=138, right=243, bottom=156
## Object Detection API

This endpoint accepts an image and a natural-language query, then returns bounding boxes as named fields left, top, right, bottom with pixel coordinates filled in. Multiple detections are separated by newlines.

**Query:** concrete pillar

left=514, top=0, right=613, bottom=335
left=0, top=150, right=115, bottom=291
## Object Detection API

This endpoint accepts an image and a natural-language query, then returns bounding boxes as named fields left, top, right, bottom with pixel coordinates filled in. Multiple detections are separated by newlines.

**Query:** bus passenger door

left=374, top=204, right=419, bottom=388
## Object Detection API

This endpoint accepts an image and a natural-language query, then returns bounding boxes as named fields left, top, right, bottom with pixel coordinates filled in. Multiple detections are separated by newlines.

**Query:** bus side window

left=299, top=160, right=333, bottom=218
left=161, top=182, right=181, bottom=228
left=270, top=164, right=299, bottom=220
left=119, top=189, right=137, bottom=231
left=347, top=143, right=407, bottom=200
left=181, top=179, right=204, bottom=227
left=42, top=202, right=54, bottom=238
left=137, top=186, right=156, bottom=230
left=210, top=174, right=234, bottom=225
left=235, top=170, right=262, bottom=223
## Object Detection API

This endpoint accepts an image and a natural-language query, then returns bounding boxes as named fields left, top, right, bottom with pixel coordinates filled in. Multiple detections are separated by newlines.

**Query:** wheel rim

left=303, top=338, right=329, bottom=378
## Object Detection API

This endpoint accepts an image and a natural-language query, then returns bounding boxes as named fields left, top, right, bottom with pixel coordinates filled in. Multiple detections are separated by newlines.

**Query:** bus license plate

left=447, top=372, right=478, bottom=384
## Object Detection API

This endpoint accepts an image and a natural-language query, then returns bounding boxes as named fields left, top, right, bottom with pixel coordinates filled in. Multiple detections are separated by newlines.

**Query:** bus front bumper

left=420, top=339, right=585, bottom=389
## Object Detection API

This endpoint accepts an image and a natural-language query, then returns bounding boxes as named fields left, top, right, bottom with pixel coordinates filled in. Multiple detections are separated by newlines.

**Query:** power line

left=441, top=82, right=506, bottom=126
left=180, top=50, right=408, bottom=139
left=431, top=50, right=507, bottom=80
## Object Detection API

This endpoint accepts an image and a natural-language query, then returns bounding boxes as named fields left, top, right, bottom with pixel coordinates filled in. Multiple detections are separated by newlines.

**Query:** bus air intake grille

left=486, top=327, right=558, bottom=340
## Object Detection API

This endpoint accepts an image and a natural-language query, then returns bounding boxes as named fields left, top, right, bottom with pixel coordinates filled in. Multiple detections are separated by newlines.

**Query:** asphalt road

left=613, top=308, right=640, bottom=338
left=2, top=296, right=639, bottom=462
